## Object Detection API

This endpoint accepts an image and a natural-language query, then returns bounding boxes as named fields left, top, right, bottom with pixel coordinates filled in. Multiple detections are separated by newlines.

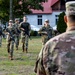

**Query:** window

left=37, top=15, right=42, bottom=25
left=55, top=15, right=59, bottom=25
left=60, top=0, right=65, bottom=10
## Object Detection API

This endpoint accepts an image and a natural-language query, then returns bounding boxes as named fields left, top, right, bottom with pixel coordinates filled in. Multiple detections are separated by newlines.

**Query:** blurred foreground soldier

left=38, top=19, right=54, bottom=46
left=20, top=16, right=31, bottom=53
left=6, top=20, right=16, bottom=60
left=34, top=1, right=75, bottom=75
left=14, top=18, right=21, bottom=50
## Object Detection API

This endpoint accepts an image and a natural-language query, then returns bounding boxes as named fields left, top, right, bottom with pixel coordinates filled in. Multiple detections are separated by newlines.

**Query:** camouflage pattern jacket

left=38, top=25, right=53, bottom=39
left=14, top=23, right=21, bottom=35
left=6, top=25, right=17, bottom=41
left=35, top=27, right=75, bottom=75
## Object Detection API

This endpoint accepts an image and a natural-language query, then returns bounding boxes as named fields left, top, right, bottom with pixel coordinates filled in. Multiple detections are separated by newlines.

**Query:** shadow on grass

left=14, top=58, right=25, bottom=61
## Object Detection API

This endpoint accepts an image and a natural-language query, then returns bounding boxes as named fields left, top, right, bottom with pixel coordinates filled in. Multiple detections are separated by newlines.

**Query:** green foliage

left=57, top=12, right=67, bottom=33
left=30, top=30, right=38, bottom=36
left=0, top=37, right=42, bottom=75
left=0, top=0, right=47, bottom=21
left=0, top=0, right=9, bottom=21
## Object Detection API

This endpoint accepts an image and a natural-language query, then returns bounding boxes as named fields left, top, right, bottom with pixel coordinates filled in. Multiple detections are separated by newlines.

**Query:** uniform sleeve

left=19, top=22, right=22, bottom=28
left=5, top=27, right=8, bottom=32
left=35, top=43, right=51, bottom=75
left=43, top=41, right=58, bottom=75
left=51, top=28, right=55, bottom=36
left=42, top=43, right=51, bottom=75
left=36, top=46, right=47, bottom=75
left=39, top=27, right=43, bottom=32
left=38, top=26, right=44, bottom=34
left=49, top=26, right=55, bottom=37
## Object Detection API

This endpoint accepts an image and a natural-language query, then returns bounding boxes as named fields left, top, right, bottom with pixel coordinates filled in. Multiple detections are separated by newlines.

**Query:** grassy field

left=0, top=36, right=42, bottom=75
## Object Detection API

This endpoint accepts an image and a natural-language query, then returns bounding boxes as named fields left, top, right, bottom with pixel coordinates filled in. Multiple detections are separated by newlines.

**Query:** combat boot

left=10, top=57, right=13, bottom=60
left=8, top=53, right=11, bottom=58
left=16, top=47, right=18, bottom=50
left=8, top=54, right=13, bottom=60
left=9, top=57, right=13, bottom=60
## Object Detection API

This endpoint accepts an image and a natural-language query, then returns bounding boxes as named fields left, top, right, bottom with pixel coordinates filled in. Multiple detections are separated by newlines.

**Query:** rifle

left=6, top=29, right=15, bottom=41
left=16, top=28, right=21, bottom=35
left=21, top=28, right=31, bottom=39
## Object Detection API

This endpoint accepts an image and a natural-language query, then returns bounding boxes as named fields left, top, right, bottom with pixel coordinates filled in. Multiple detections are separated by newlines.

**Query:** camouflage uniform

left=34, top=1, right=75, bottom=75
left=38, top=25, right=53, bottom=45
left=35, top=27, right=75, bottom=75
left=14, top=20, right=21, bottom=50
left=6, top=21, right=17, bottom=60
left=20, top=21, right=31, bottom=52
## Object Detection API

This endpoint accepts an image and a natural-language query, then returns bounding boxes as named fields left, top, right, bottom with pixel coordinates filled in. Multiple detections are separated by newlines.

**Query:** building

left=26, top=0, right=66, bottom=31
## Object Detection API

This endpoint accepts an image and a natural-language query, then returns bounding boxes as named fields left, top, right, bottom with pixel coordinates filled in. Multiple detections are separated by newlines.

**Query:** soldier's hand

left=21, top=28, right=25, bottom=31
left=44, top=32, right=47, bottom=34
left=7, top=33, right=10, bottom=35
left=41, top=31, right=47, bottom=34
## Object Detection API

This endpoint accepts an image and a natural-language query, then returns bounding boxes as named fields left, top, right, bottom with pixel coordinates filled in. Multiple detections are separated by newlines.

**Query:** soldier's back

left=44, top=30, right=75, bottom=75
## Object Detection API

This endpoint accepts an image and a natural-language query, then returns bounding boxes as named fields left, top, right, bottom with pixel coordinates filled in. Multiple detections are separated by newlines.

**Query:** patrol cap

left=9, top=20, right=13, bottom=23
left=45, top=19, right=49, bottom=22
left=66, top=1, right=75, bottom=16
left=15, top=18, right=19, bottom=21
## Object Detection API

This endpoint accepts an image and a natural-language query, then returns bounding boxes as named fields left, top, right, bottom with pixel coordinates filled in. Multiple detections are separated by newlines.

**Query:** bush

left=57, top=12, right=67, bottom=33
left=30, top=30, right=38, bottom=36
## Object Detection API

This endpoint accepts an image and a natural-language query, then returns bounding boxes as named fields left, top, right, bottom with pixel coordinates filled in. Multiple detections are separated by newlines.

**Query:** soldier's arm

left=49, top=26, right=55, bottom=37
left=19, top=22, right=25, bottom=31
left=42, top=43, right=52, bottom=75
left=4, top=28, right=10, bottom=35
left=38, top=27, right=47, bottom=34
left=43, top=41, right=58, bottom=75
left=20, top=28, right=25, bottom=31
left=34, top=47, right=46, bottom=75
left=50, top=26, right=54, bottom=34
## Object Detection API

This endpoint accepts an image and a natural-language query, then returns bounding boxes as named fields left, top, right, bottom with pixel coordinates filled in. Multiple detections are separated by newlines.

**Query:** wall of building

left=26, top=11, right=62, bottom=30
left=52, top=1, right=60, bottom=10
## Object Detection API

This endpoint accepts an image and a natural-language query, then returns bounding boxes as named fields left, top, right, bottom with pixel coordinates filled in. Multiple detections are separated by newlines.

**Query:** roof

left=31, top=0, right=59, bottom=14
left=51, top=0, right=59, bottom=6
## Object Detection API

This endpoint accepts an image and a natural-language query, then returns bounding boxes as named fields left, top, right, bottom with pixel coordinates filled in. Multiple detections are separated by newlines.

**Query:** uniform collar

left=66, top=26, right=75, bottom=32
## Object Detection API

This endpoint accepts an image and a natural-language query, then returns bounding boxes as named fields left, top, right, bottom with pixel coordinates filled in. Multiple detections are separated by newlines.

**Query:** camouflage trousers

left=41, top=35, right=49, bottom=45
left=15, top=35, right=20, bottom=49
left=7, top=39, right=14, bottom=59
left=21, top=34, right=29, bottom=51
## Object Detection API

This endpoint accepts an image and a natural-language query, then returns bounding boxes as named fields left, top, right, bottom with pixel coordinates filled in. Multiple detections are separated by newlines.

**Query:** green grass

left=0, top=36, right=42, bottom=75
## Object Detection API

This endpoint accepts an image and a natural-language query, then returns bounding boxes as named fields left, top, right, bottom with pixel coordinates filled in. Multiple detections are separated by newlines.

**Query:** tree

left=10, top=0, right=13, bottom=20
left=0, top=0, right=48, bottom=21
left=57, top=12, right=67, bottom=33
left=0, top=0, right=9, bottom=21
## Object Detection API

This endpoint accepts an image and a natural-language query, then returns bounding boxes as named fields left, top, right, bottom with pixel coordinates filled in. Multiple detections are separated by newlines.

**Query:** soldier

left=34, top=1, right=75, bottom=75
left=6, top=20, right=17, bottom=60
left=14, top=18, right=21, bottom=50
left=38, top=19, right=54, bottom=46
left=20, top=16, right=31, bottom=53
